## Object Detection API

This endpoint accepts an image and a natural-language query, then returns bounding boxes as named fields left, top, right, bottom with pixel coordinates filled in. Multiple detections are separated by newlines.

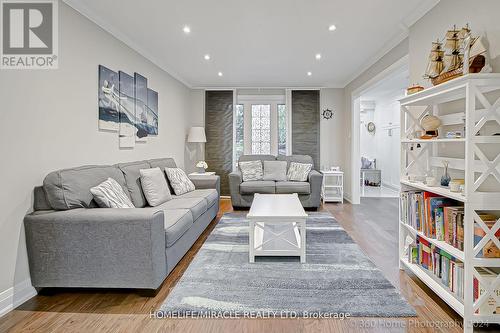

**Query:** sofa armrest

left=308, top=170, right=323, bottom=206
left=228, top=171, right=243, bottom=206
left=24, top=208, right=166, bottom=289
left=190, top=175, right=220, bottom=194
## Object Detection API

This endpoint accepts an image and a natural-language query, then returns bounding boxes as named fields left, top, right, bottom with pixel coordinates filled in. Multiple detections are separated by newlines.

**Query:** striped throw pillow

left=287, top=162, right=313, bottom=182
left=165, top=168, right=195, bottom=195
left=90, top=178, right=135, bottom=208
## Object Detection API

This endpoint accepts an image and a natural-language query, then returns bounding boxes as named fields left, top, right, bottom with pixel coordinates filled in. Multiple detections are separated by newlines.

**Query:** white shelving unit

left=321, top=170, right=343, bottom=203
left=399, top=74, right=500, bottom=332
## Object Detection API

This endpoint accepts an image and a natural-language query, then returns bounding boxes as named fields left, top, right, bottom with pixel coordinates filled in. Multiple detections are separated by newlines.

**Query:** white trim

left=340, top=0, right=439, bottom=87
left=0, top=279, right=37, bottom=318
left=350, top=55, right=409, bottom=205
left=237, top=95, right=285, bottom=103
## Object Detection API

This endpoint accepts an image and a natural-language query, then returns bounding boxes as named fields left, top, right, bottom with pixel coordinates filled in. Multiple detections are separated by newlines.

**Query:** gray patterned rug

left=160, top=212, right=416, bottom=317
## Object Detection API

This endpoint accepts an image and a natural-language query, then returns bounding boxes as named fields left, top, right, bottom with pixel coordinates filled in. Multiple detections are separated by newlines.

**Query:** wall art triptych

left=98, top=65, right=159, bottom=148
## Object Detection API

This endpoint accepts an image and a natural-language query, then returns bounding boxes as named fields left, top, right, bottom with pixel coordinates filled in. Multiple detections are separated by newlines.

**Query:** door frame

left=349, top=55, right=409, bottom=204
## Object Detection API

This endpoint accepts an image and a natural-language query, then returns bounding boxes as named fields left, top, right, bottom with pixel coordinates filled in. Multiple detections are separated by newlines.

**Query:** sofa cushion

left=263, top=160, right=287, bottom=181
left=174, top=189, right=218, bottom=208
left=90, top=178, right=135, bottom=208
left=147, top=158, right=177, bottom=192
left=239, top=160, right=263, bottom=181
left=238, top=154, right=276, bottom=163
left=275, top=181, right=310, bottom=194
left=140, top=167, right=172, bottom=207
left=157, top=197, right=207, bottom=220
left=117, top=160, right=150, bottom=207
left=240, top=181, right=276, bottom=194
left=162, top=209, right=193, bottom=247
left=287, top=162, right=313, bottom=181
left=147, top=157, right=177, bottom=169
left=277, top=155, right=314, bottom=169
left=165, top=168, right=195, bottom=195
left=43, top=165, right=129, bottom=210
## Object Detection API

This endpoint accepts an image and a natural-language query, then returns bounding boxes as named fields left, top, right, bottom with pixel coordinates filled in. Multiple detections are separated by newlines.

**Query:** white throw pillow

left=239, top=160, right=263, bottom=181
left=140, top=167, right=172, bottom=207
left=165, top=168, right=195, bottom=195
left=90, top=178, right=135, bottom=208
left=287, top=162, right=313, bottom=182
left=263, top=160, right=287, bottom=181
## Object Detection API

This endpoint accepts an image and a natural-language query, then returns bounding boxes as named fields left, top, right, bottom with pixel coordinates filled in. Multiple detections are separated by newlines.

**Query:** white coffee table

left=247, top=193, right=308, bottom=263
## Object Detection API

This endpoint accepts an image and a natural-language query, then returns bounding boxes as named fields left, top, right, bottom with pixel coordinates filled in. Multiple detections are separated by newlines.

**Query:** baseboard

left=343, top=193, right=353, bottom=203
left=0, top=279, right=37, bottom=317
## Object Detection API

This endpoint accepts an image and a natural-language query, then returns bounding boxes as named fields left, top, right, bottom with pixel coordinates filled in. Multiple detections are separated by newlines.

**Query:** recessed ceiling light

left=307, top=71, right=312, bottom=76
left=183, top=25, right=191, bottom=34
left=218, top=72, right=223, bottom=77
left=204, top=54, right=211, bottom=60
left=315, top=53, right=322, bottom=60
left=328, top=24, right=337, bottom=31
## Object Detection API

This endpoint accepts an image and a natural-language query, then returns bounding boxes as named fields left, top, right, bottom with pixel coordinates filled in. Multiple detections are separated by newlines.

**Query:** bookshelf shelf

left=400, top=258, right=464, bottom=316
left=400, top=222, right=464, bottom=261
left=399, top=75, right=500, bottom=332
left=400, top=179, right=466, bottom=202
left=401, top=138, right=466, bottom=143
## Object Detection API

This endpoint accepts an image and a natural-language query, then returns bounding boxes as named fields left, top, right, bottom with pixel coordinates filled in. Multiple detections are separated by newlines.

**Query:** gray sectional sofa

left=229, top=155, right=323, bottom=209
left=24, top=158, right=219, bottom=294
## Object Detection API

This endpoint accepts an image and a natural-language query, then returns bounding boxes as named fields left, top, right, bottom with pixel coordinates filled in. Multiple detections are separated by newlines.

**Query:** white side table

left=321, top=170, right=344, bottom=204
left=188, top=171, right=216, bottom=179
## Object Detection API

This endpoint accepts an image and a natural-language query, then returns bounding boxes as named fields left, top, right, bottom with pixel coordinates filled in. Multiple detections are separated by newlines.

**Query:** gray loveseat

left=229, top=155, right=322, bottom=209
left=24, top=158, right=219, bottom=294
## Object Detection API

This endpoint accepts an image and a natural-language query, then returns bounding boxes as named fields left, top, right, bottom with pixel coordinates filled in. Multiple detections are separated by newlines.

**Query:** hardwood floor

left=0, top=198, right=492, bottom=332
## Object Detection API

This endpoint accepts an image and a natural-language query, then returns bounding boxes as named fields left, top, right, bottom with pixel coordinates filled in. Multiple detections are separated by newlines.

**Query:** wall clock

left=367, top=122, right=376, bottom=133
left=322, top=108, right=334, bottom=119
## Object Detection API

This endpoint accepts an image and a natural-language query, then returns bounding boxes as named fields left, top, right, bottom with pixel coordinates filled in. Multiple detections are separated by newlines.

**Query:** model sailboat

left=424, top=24, right=487, bottom=85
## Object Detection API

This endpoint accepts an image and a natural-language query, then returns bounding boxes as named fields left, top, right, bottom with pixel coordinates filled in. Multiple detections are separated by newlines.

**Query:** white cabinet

left=321, top=171, right=343, bottom=203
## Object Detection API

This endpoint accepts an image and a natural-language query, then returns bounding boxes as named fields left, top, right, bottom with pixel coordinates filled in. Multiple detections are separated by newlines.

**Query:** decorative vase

left=440, top=161, right=451, bottom=187
left=197, top=167, right=206, bottom=174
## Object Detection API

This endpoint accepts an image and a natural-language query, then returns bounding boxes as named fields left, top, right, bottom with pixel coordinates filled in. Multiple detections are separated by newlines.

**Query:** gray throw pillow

left=140, top=167, right=172, bottom=207
left=263, top=160, right=287, bottom=181
left=239, top=160, right=263, bottom=181
left=287, top=162, right=313, bottom=182
left=90, top=178, right=135, bottom=208
left=165, top=168, right=195, bottom=195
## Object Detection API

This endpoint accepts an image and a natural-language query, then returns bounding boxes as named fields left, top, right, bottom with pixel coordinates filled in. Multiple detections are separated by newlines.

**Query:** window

left=277, top=104, right=287, bottom=155
left=251, top=104, right=271, bottom=154
left=234, top=104, right=244, bottom=162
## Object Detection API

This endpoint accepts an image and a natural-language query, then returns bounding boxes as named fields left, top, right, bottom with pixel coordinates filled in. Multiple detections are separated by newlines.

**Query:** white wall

left=0, top=2, right=192, bottom=311
left=343, top=39, right=409, bottom=201
left=409, top=0, right=500, bottom=85
left=320, top=88, right=346, bottom=171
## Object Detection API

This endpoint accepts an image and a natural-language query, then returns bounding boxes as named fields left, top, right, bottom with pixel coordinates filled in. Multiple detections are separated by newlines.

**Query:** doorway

left=350, top=56, right=409, bottom=202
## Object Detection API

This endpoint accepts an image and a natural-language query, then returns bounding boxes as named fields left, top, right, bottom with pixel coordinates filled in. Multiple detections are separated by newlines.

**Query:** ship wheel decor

left=322, top=108, right=334, bottom=119
left=424, top=24, right=487, bottom=86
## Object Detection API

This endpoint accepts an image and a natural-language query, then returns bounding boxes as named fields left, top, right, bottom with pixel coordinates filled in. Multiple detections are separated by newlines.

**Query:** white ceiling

left=64, top=0, right=439, bottom=88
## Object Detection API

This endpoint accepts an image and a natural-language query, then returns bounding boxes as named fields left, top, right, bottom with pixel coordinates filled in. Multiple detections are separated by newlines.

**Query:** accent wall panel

left=205, top=91, right=233, bottom=195
left=291, top=90, right=320, bottom=168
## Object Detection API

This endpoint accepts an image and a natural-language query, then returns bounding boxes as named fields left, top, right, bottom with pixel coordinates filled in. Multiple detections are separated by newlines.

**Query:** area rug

left=160, top=212, right=416, bottom=317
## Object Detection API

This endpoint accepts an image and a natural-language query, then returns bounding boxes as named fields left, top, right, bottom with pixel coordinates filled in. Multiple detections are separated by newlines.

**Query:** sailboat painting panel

left=134, top=73, right=148, bottom=142
left=147, top=88, right=158, bottom=136
left=118, top=71, right=136, bottom=148
left=98, top=65, right=119, bottom=131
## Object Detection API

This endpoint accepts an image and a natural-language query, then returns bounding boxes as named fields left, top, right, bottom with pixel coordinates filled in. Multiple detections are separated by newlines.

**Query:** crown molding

left=63, top=0, right=193, bottom=88
left=341, top=0, right=440, bottom=88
